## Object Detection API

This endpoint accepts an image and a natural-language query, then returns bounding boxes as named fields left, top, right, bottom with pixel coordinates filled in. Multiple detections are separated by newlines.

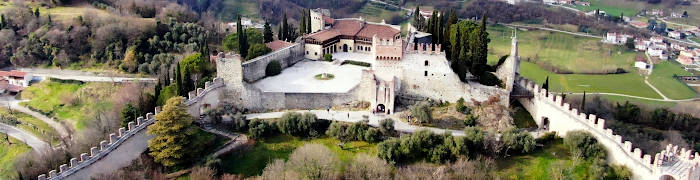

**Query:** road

left=245, top=110, right=466, bottom=136
left=0, top=97, right=71, bottom=139
left=503, top=23, right=603, bottom=39
left=0, top=123, right=50, bottom=152
left=564, top=92, right=700, bottom=102
left=17, top=68, right=156, bottom=83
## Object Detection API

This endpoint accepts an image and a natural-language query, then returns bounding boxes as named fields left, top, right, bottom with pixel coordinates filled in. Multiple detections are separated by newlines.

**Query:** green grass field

left=488, top=25, right=640, bottom=74
left=519, top=61, right=662, bottom=99
left=218, top=0, right=260, bottom=21
left=648, top=61, right=698, bottom=100
left=355, top=2, right=404, bottom=23
left=495, top=139, right=592, bottom=179
left=0, top=108, right=60, bottom=145
left=20, top=80, right=117, bottom=131
left=0, top=136, right=31, bottom=180
left=568, top=0, right=639, bottom=17
left=220, top=135, right=376, bottom=177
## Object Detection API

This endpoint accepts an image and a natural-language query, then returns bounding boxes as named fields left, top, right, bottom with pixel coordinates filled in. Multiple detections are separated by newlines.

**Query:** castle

left=36, top=10, right=700, bottom=180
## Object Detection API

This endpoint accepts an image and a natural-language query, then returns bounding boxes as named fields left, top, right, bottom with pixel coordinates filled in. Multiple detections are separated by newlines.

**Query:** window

left=424, top=71, right=428, bottom=76
left=367, top=47, right=371, bottom=51
left=306, top=51, right=309, bottom=55
left=314, top=52, right=317, bottom=55
left=424, top=60, right=429, bottom=66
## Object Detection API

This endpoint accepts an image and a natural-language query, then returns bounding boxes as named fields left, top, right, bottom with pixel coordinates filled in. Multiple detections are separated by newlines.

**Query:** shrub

left=324, top=54, right=333, bottom=62
left=500, top=128, right=536, bottom=155
left=564, top=131, right=607, bottom=159
left=344, top=154, right=392, bottom=180
left=479, top=72, right=502, bottom=87
left=277, top=112, right=321, bottom=137
left=464, top=115, right=477, bottom=127
left=245, top=43, right=272, bottom=60
left=456, top=97, right=470, bottom=114
left=265, top=60, right=282, bottom=76
left=286, top=144, right=341, bottom=179
left=190, top=166, right=215, bottom=180
left=379, top=118, right=395, bottom=135
left=248, top=119, right=276, bottom=138
left=410, top=102, right=433, bottom=124
left=341, top=60, right=371, bottom=67
left=377, top=138, right=402, bottom=164
left=535, top=131, right=559, bottom=144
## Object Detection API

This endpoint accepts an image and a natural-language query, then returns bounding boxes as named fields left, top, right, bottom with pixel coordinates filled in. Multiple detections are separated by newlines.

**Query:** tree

left=175, top=63, right=184, bottom=96
left=413, top=6, right=424, bottom=31
left=263, top=21, right=273, bottom=43
left=306, top=9, right=312, bottom=33
left=282, top=13, right=289, bottom=41
left=277, top=25, right=283, bottom=40
left=265, top=60, right=282, bottom=76
left=237, top=16, right=249, bottom=58
left=246, top=43, right=272, bottom=60
left=121, top=103, right=140, bottom=128
left=581, top=91, right=586, bottom=111
left=410, top=102, right=432, bottom=124
left=34, top=8, right=40, bottom=18
left=148, top=96, right=197, bottom=167
left=564, top=131, right=607, bottom=159
left=1, top=14, right=6, bottom=29
left=542, top=76, right=549, bottom=91
left=299, top=10, right=307, bottom=35
left=345, top=154, right=392, bottom=180
left=379, top=118, right=395, bottom=135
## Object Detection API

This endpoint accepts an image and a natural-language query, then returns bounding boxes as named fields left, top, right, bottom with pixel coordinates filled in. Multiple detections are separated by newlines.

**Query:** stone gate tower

left=496, top=31, right=521, bottom=105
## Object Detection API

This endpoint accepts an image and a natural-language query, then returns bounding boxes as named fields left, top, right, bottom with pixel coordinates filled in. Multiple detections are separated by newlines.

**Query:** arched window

left=424, top=60, right=429, bottom=66
left=424, top=71, right=428, bottom=76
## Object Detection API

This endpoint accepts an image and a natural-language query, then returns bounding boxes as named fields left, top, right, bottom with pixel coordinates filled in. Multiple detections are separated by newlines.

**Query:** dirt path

left=0, top=98, right=72, bottom=139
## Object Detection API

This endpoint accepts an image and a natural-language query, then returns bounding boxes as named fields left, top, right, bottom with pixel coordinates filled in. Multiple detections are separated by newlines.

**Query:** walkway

left=0, top=97, right=71, bottom=139
left=17, top=68, right=156, bottom=83
left=65, top=130, right=153, bottom=180
left=245, top=110, right=465, bottom=136
left=0, top=123, right=50, bottom=152
left=203, top=128, right=249, bottom=158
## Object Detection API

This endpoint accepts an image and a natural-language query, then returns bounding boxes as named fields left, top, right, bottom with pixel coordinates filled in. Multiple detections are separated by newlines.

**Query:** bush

left=564, top=131, right=607, bottom=159
left=344, top=154, right=392, bottom=180
left=341, top=60, right=371, bottom=67
left=324, top=54, right=333, bottom=62
left=265, top=60, right=282, bottom=76
left=535, top=131, right=559, bottom=144
left=276, top=112, right=322, bottom=137
left=456, top=98, right=470, bottom=114
left=464, top=115, right=477, bottom=127
left=500, top=128, right=536, bottom=155
left=245, top=43, right=272, bottom=60
left=326, top=121, right=383, bottom=142
left=410, top=102, right=433, bottom=124
left=379, top=118, right=395, bottom=135
left=248, top=119, right=276, bottom=138
left=479, top=72, right=502, bottom=87
left=377, top=130, right=470, bottom=164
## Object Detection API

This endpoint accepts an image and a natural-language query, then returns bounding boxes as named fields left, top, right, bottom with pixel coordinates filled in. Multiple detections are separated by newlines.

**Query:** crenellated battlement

left=514, top=75, right=700, bottom=180
left=184, top=77, right=225, bottom=106
left=405, top=43, right=442, bottom=55
left=38, top=107, right=162, bottom=180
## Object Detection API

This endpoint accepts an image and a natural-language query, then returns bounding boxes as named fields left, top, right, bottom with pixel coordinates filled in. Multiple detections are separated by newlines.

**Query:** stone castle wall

left=241, top=43, right=305, bottom=83
left=38, top=108, right=162, bottom=180
left=515, top=75, right=700, bottom=180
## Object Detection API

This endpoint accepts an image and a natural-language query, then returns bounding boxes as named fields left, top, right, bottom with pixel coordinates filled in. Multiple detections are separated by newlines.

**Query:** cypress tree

left=277, top=25, right=283, bottom=40
left=413, top=6, right=421, bottom=30
left=175, top=63, right=183, bottom=96
left=299, top=10, right=306, bottom=35
left=237, top=15, right=244, bottom=54
left=183, top=67, right=193, bottom=93
left=581, top=91, right=587, bottom=111
left=282, top=13, right=289, bottom=41
left=543, top=76, right=549, bottom=91
left=264, top=21, right=273, bottom=43
left=154, top=79, right=162, bottom=105
left=1, top=14, right=6, bottom=29
left=306, top=9, right=312, bottom=33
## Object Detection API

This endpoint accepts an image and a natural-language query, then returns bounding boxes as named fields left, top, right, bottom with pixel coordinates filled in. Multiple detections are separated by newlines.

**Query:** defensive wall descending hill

left=515, top=75, right=700, bottom=180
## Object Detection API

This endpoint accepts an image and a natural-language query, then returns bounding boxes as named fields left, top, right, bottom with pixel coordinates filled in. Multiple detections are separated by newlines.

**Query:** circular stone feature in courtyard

left=314, top=73, right=335, bottom=80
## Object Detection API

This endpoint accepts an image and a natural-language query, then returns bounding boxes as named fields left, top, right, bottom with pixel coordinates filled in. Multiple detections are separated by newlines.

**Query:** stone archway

left=343, top=44, right=348, bottom=52
left=659, top=175, right=676, bottom=180
left=541, top=117, right=550, bottom=130
left=376, top=104, right=386, bottom=113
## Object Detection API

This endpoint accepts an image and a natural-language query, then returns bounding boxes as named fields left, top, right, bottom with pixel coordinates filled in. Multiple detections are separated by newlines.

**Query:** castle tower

left=309, top=9, right=325, bottom=33
left=215, top=52, right=244, bottom=102
left=496, top=30, right=520, bottom=103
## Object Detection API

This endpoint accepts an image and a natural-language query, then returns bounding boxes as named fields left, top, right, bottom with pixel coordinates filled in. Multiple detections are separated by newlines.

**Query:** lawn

left=518, top=61, right=662, bottom=99
left=568, top=0, right=639, bottom=17
left=220, top=135, right=376, bottom=177
left=0, top=136, right=31, bottom=180
left=20, top=80, right=118, bottom=131
left=495, top=139, right=592, bottom=179
left=0, top=108, right=60, bottom=145
left=355, top=2, right=404, bottom=23
left=648, top=61, right=698, bottom=100
left=488, top=25, right=640, bottom=74
left=218, top=0, right=260, bottom=21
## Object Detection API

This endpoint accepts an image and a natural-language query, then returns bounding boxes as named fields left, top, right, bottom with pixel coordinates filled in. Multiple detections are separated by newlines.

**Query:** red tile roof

left=306, top=29, right=341, bottom=42
left=323, top=16, right=334, bottom=24
left=265, top=40, right=293, bottom=51
left=0, top=70, right=28, bottom=78
left=357, top=23, right=400, bottom=40
left=333, top=19, right=365, bottom=37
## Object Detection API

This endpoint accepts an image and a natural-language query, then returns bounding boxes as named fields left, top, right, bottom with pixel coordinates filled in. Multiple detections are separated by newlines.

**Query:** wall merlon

left=49, top=170, right=57, bottom=178
left=605, top=128, right=613, bottom=137
left=624, top=141, right=633, bottom=152
left=555, top=95, right=563, bottom=106
left=634, top=148, right=643, bottom=158
left=146, top=113, right=154, bottom=120
left=597, top=119, right=605, bottom=129
left=90, top=147, right=98, bottom=157
left=38, top=174, right=46, bottom=180
left=571, top=108, right=578, bottom=116
left=109, top=133, right=117, bottom=144
left=188, top=91, right=196, bottom=100
left=643, top=154, right=652, bottom=164
left=137, top=117, right=144, bottom=125
left=118, top=128, right=126, bottom=137
left=100, top=140, right=108, bottom=150
left=59, top=164, right=68, bottom=173
left=80, top=153, right=89, bottom=161
left=614, top=135, right=622, bottom=144
left=70, top=158, right=78, bottom=168
left=205, top=81, right=211, bottom=89
left=197, top=88, right=204, bottom=96
left=655, top=153, right=662, bottom=166
left=588, top=114, right=597, bottom=125
left=155, top=107, right=161, bottom=114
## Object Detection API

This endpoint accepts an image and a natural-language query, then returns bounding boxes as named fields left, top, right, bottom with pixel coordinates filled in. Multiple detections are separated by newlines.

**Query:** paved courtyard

left=253, top=60, right=368, bottom=93
left=331, top=52, right=376, bottom=64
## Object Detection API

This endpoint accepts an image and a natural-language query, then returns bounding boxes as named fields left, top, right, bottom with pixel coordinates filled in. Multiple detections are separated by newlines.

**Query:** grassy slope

left=488, top=25, right=639, bottom=74
left=20, top=81, right=117, bottom=131
left=0, top=108, right=60, bottom=145
left=355, top=2, right=403, bottom=23
left=221, top=135, right=376, bottom=177
left=218, top=0, right=260, bottom=21
left=495, top=140, right=592, bottom=179
left=519, top=61, right=662, bottom=98
left=0, top=136, right=31, bottom=180
left=648, top=61, right=698, bottom=99
left=568, top=0, right=639, bottom=17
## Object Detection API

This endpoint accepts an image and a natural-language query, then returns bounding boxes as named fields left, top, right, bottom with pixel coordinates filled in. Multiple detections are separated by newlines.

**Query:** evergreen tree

left=121, top=103, right=140, bottom=128
left=237, top=16, right=249, bottom=57
left=306, top=9, right=312, bottom=33
left=263, top=21, right=273, bottom=43
left=154, top=79, right=162, bottom=105
left=299, top=10, right=306, bottom=35
left=183, top=67, right=193, bottom=93
left=581, top=91, right=587, bottom=111
left=164, top=67, right=171, bottom=86
left=277, top=25, right=283, bottom=40
left=542, top=76, right=549, bottom=91
left=0, top=14, right=5, bottom=29
left=147, top=96, right=197, bottom=167
left=413, top=6, right=424, bottom=30
left=282, top=13, right=289, bottom=41
left=470, top=13, right=489, bottom=78
left=175, top=63, right=183, bottom=96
